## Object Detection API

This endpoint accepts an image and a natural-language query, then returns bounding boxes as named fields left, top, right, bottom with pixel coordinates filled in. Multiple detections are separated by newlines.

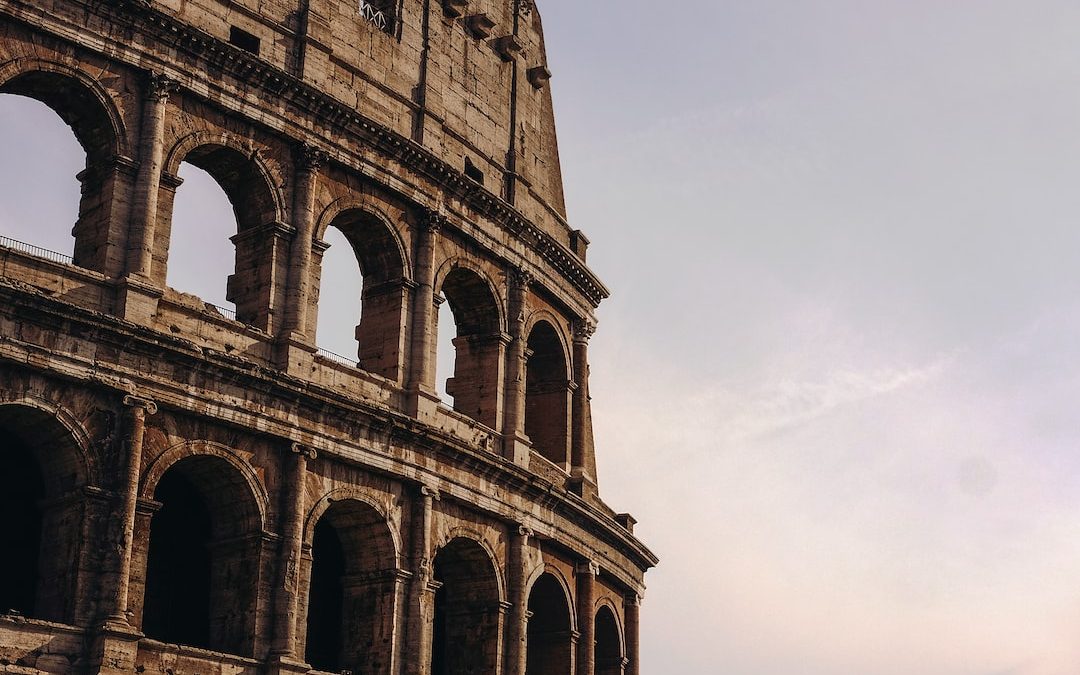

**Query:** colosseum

left=0, top=1, right=656, bottom=674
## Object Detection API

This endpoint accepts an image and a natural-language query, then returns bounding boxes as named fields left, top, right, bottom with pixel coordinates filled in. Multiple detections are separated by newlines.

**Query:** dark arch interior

left=143, top=470, right=213, bottom=649
left=432, top=538, right=501, bottom=675
left=526, top=573, right=574, bottom=675
left=0, top=434, right=45, bottom=617
left=525, top=321, right=570, bottom=466
left=306, top=519, right=346, bottom=671
left=0, top=406, right=87, bottom=625
left=141, top=456, right=261, bottom=656
left=304, top=499, right=398, bottom=674
left=594, top=606, right=623, bottom=675
left=439, top=267, right=502, bottom=426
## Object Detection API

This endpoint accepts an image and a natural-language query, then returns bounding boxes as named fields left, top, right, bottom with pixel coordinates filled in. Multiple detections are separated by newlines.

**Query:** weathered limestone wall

left=0, top=1, right=654, bottom=674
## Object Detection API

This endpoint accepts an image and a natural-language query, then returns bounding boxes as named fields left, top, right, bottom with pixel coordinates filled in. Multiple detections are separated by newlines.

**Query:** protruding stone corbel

left=442, top=0, right=468, bottom=18
left=494, top=35, right=523, bottom=61
left=466, top=13, right=496, bottom=39
left=527, top=65, right=552, bottom=89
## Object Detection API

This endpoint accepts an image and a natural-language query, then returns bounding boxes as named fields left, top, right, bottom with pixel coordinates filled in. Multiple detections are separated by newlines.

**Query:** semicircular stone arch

left=0, top=57, right=131, bottom=273
left=0, top=398, right=97, bottom=624
left=159, top=132, right=288, bottom=330
left=523, top=316, right=573, bottom=468
left=431, top=534, right=506, bottom=675
left=526, top=570, right=576, bottom=675
left=434, top=261, right=507, bottom=427
left=300, top=493, right=402, bottom=673
left=312, top=199, right=412, bottom=380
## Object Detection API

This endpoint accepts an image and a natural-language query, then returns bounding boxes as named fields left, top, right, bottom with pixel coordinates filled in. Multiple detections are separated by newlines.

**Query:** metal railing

left=204, top=302, right=237, bottom=321
left=317, top=347, right=358, bottom=367
left=359, top=0, right=389, bottom=31
left=0, top=235, right=74, bottom=265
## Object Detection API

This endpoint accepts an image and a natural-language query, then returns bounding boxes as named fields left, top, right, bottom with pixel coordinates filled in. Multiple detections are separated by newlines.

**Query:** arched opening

left=525, top=573, right=574, bottom=675
left=0, top=69, right=121, bottom=273
left=162, top=144, right=281, bottom=331
left=0, top=436, right=45, bottom=617
left=525, top=321, right=571, bottom=467
left=0, top=404, right=89, bottom=624
left=315, top=226, right=365, bottom=364
left=142, top=455, right=262, bottom=656
left=594, top=606, right=624, bottom=675
left=438, top=267, right=504, bottom=428
left=306, top=519, right=345, bottom=671
left=303, top=499, right=398, bottom=675
left=315, top=210, right=407, bottom=381
left=431, top=538, right=502, bottom=675
left=166, top=163, right=238, bottom=312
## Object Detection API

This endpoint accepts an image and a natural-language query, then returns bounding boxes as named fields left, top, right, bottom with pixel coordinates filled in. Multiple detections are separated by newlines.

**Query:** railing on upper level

left=0, top=235, right=74, bottom=266
left=317, top=347, right=358, bottom=368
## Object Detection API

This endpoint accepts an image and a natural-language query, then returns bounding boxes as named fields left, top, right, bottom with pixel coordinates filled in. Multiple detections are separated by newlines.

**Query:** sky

left=3, top=1, right=1080, bottom=673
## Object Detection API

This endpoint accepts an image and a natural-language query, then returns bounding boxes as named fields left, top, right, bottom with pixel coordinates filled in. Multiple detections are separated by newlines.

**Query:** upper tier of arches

left=0, top=50, right=596, bottom=482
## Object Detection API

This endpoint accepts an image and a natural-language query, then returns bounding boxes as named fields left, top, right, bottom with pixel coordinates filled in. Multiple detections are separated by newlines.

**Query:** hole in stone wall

left=0, top=94, right=85, bottom=258
left=464, top=157, right=484, bottom=185
left=167, top=162, right=238, bottom=314
left=229, top=26, right=261, bottom=55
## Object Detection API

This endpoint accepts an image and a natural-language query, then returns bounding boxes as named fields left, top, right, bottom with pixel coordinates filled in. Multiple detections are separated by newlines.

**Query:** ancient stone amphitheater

left=0, top=1, right=656, bottom=674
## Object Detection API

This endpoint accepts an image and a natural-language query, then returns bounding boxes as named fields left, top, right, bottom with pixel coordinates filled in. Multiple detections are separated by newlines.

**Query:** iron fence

left=0, top=235, right=74, bottom=265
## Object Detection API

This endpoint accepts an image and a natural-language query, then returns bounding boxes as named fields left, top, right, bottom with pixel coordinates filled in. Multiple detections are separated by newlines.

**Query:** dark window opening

left=305, top=519, right=346, bottom=672
left=464, top=157, right=484, bottom=185
left=144, top=471, right=213, bottom=650
left=431, top=538, right=500, bottom=675
left=229, top=26, right=261, bottom=55
left=0, top=435, right=44, bottom=617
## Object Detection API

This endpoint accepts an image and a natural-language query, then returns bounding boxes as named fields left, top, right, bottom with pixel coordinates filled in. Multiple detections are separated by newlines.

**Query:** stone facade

left=0, top=1, right=656, bottom=674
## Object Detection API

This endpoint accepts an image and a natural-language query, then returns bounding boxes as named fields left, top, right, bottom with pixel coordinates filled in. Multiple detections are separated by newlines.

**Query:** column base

left=502, top=433, right=532, bottom=467
left=266, top=653, right=311, bottom=675
left=114, top=274, right=162, bottom=324
left=275, top=331, right=318, bottom=371
left=406, top=386, right=442, bottom=422
left=88, top=619, right=143, bottom=675
left=568, top=471, right=598, bottom=500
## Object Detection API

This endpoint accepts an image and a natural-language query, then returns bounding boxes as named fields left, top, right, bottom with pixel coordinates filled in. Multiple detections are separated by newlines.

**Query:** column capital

left=577, top=560, right=600, bottom=577
left=421, top=208, right=448, bottom=234
left=145, top=72, right=179, bottom=102
left=122, top=394, right=158, bottom=415
left=419, top=484, right=442, bottom=500
left=296, top=143, right=329, bottom=172
left=624, top=592, right=641, bottom=607
left=516, top=525, right=534, bottom=539
left=290, top=442, right=318, bottom=460
left=511, top=267, right=534, bottom=291
left=516, top=0, right=535, bottom=16
left=573, top=319, right=596, bottom=344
